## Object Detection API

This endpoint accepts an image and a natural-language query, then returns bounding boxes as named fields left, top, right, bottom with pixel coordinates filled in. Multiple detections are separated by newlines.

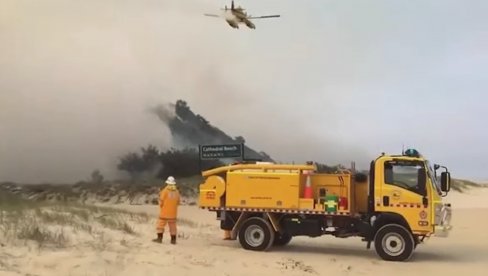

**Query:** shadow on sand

left=213, top=239, right=486, bottom=263
left=410, top=246, right=488, bottom=263
left=272, top=243, right=375, bottom=260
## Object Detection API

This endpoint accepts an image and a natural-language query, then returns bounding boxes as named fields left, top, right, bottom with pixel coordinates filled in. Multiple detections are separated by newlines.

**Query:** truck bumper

left=433, top=203, right=452, bottom=238
left=434, top=225, right=452, bottom=237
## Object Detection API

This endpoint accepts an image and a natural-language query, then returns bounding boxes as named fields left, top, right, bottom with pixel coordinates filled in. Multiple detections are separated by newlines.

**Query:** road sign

left=200, top=144, right=243, bottom=160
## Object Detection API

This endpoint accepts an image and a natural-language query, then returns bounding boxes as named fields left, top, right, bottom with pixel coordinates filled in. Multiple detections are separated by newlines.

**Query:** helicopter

left=204, top=0, right=280, bottom=29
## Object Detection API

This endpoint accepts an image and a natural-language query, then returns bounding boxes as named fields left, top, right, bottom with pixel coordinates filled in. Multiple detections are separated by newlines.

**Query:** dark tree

left=117, top=152, right=145, bottom=180
left=141, top=144, right=161, bottom=171
left=90, top=169, right=104, bottom=184
left=235, top=136, right=245, bottom=144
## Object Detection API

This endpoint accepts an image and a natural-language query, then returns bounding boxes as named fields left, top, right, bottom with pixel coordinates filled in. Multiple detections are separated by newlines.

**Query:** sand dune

left=2, top=189, right=488, bottom=276
left=444, top=186, right=488, bottom=209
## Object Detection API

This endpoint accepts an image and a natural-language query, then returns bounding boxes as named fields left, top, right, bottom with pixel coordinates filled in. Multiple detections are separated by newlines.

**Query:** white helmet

left=165, top=176, right=176, bottom=185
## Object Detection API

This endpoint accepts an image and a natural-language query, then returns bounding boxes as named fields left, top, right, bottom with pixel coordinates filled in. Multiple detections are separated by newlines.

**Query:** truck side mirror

left=418, top=167, right=427, bottom=196
left=441, top=171, right=451, bottom=193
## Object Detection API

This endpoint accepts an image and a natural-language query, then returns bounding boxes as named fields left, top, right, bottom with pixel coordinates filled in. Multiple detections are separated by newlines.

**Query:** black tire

left=238, top=217, right=275, bottom=251
left=374, top=224, right=415, bottom=262
left=273, top=232, right=292, bottom=246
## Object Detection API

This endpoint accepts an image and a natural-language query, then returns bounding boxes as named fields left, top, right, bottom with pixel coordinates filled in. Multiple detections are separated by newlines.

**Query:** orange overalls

left=156, top=186, right=180, bottom=236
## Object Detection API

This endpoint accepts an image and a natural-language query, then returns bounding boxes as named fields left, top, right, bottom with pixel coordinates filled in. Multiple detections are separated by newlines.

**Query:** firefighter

left=223, top=230, right=232, bottom=240
left=218, top=210, right=233, bottom=240
left=153, top=176, right=181, bottom=244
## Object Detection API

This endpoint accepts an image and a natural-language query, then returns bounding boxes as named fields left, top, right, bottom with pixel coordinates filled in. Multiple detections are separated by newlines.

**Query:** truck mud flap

left=265, top=212, right=282, bottom=233
left=231, top=212, right=251, bottom=240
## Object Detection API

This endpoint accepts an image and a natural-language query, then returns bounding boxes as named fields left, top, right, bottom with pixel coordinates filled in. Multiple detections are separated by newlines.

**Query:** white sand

left=2, top=189, right=488, bottom=275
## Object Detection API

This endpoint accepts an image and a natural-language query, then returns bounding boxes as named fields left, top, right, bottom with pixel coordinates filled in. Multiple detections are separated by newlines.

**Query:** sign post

left=200, top=144, right=244, bottom=160
left=198, top=143, right=244, bottom=171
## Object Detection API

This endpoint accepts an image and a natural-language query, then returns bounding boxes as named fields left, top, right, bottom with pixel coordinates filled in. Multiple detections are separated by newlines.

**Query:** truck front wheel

left=238, top=217, right=275, bottom=251
left=374, top=224, right=415, bottom=261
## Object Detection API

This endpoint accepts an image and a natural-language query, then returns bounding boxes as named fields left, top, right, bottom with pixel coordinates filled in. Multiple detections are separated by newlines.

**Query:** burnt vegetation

left=117, top=145, right=222, bottom=181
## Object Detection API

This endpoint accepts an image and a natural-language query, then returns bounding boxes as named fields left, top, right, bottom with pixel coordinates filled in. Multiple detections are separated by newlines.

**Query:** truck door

left=376, top=159, right=432, bottom=233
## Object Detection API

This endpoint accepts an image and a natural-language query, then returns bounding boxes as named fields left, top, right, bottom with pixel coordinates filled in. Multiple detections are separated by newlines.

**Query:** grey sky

left=0, top=0, right=487, bottom=183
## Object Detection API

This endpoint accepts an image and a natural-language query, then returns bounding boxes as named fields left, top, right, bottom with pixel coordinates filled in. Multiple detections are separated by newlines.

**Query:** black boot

left=152, top=233, right=163, bottom=243
left=171, top=235, right=176, bottom=244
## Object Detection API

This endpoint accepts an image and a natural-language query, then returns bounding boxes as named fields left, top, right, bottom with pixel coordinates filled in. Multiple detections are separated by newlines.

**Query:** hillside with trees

left=116, top=100, right=273, bottom=181
left=154, top=100, right=273, bottom=161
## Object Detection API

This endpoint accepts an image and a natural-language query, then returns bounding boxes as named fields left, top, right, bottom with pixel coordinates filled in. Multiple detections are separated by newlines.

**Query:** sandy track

left=2, top=190, right=488, bottom=275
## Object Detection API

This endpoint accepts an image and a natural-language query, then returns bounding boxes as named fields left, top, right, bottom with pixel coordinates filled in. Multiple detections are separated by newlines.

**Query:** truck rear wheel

left=374, top=224, right=415, bottom=262
left=238, top=217, right=275, bottom=251
left=273, top=232, right=292, bottom=246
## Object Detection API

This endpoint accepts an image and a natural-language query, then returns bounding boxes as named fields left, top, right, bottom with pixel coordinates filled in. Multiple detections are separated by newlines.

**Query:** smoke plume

left=0, top=0, right=377, bottom=183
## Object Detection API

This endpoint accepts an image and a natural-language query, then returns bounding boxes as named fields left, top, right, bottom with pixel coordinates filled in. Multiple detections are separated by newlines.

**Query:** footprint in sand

left=189, top=258, right=213, bottom=267
left=277, top=258, right=317, bottom=275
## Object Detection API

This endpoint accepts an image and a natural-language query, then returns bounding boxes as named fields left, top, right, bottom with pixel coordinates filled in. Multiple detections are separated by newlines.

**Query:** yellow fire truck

left=198, top=149, right=452, bottom=261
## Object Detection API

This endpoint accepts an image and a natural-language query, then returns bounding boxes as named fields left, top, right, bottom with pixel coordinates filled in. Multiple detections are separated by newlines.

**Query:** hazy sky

left=1, top=0, right=487, bottom=183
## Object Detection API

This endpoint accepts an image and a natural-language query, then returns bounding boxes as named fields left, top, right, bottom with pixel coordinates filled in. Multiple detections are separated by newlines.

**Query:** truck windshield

left=384, top=160, right=424, bottom=194
left=426, top=160, right=442, bottom=195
